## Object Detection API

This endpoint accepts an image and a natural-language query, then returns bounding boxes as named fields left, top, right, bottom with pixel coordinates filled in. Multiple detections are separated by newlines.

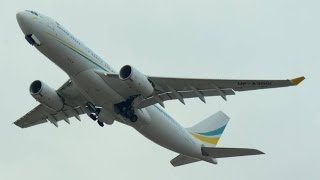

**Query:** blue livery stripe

left=196, top=125, right=226, bottom=137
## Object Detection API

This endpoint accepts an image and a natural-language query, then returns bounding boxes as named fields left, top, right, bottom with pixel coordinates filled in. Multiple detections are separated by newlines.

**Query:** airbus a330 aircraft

left=15, top=10, right=304, bottom=166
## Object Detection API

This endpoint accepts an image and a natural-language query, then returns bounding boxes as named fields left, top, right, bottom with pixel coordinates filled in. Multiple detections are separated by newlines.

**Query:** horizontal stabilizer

left=201, top=147, right=264, bottom=158
left=170, top=154, right=200, bottom=167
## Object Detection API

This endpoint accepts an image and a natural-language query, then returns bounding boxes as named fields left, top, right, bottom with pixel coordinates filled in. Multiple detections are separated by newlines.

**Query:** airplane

left=15, top=10, right=304, bottom=167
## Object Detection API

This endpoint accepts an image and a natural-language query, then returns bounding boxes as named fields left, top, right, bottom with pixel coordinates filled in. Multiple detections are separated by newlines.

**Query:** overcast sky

left=1, top=0, right=319, bottom=179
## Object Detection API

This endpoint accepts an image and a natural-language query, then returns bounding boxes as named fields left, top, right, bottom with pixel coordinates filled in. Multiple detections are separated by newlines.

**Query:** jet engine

left=119, top=65, right=154, bottom=97
left=30, top=80, right=64, bottom=111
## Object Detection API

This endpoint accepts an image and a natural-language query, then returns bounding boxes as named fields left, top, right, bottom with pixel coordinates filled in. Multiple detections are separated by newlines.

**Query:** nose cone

left=16, top=11, right=32, bottom=35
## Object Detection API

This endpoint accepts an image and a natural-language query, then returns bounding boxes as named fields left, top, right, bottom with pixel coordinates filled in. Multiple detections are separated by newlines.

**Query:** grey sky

left=1, top=0, right=319, bottom=179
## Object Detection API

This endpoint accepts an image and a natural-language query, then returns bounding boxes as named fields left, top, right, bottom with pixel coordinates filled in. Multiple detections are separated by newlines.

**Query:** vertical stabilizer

left=187, top=111, right=229, bottom=147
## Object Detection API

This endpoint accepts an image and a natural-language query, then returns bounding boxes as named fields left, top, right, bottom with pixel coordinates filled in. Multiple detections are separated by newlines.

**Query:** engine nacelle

left=30, top=80, right=64, bottom=111
left=119, top=65, right=154, bottom=97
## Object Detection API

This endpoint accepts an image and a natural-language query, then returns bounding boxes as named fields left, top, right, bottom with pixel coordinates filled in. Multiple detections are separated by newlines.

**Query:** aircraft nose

left=16, top=11, right=32, bottom=35
left=16, top=11, right=24, bottom=21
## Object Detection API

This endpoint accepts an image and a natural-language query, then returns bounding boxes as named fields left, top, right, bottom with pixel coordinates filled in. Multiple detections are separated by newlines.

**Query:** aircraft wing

left=96, top=71, right=304, bottom=108
left=14, top=80, right=87, bottom=128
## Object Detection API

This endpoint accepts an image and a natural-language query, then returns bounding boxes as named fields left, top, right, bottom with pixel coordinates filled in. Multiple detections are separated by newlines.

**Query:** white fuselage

left=16, top=11, right=214, bottom=163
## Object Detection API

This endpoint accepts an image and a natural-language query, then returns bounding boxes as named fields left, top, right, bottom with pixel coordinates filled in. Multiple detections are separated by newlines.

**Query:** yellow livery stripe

left=191, top=133, right=220, bottom=145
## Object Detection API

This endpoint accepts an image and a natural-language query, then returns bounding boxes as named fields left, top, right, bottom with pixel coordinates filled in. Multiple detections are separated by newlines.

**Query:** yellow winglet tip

left=290, top=76, right=305, bottom=85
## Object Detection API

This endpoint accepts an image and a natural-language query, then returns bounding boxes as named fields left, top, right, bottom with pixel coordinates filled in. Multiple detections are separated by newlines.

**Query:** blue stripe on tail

left=196, top=125, right=226, bottom=137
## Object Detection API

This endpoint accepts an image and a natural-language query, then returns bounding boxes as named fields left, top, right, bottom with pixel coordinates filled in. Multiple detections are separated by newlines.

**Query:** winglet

left=290, top=76, right=305, bottom=85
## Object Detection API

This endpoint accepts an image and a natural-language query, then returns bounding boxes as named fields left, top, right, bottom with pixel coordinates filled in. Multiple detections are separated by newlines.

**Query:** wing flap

left=14, top=105, right=85, bottom=128
left=136, top=89, right=235, bottom=109
left=201, top=147, right=264, bottom=158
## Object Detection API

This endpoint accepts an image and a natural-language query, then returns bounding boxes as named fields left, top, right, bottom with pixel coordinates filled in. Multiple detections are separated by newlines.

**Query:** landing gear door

left=25, top=34, right=41, bottom=46
left=98, top=108, right=115, bottom=125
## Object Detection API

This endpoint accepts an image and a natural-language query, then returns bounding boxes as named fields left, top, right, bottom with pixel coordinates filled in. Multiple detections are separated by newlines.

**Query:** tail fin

left=187, top=111, right=229, bottom=147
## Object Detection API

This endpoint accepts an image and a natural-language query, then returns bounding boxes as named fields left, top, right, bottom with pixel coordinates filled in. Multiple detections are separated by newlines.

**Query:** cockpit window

left=26, top=10, right=38, bottom=16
